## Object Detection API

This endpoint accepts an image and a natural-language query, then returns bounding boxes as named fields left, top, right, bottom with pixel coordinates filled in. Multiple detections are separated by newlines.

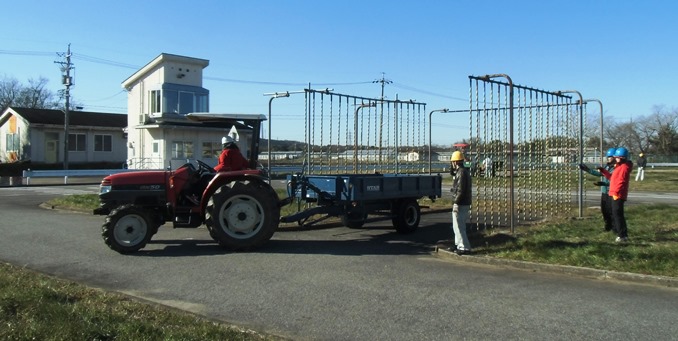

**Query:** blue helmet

left=606, top=148, right=616, bottom=157
left=614, top=147, right=629, bottom=158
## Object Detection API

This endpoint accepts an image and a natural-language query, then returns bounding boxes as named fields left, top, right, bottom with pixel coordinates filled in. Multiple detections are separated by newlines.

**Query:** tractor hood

left=101, top=170, right=169, bottom=187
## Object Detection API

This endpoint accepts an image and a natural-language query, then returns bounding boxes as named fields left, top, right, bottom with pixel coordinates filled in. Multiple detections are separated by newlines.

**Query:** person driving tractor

left=215, top=135, right=249, bottom=172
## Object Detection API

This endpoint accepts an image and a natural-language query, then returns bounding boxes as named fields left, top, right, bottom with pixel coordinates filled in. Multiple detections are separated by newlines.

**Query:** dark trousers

left=601, top=193, right=613, bottom=231
left=610, top=198, right=628, bottom=238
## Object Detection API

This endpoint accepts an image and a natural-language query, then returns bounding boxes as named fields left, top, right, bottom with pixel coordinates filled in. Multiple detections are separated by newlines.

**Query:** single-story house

left=0, top=107, right=127, bottom=165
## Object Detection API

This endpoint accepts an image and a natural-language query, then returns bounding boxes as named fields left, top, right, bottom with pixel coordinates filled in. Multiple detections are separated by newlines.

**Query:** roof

left=2, top=107, right=127, bottom=128
left=122, top=53, right=209, bottom=89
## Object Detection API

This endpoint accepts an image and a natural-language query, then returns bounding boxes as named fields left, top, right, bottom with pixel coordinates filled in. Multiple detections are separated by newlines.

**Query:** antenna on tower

left=54, top=44, right=74, bottom=170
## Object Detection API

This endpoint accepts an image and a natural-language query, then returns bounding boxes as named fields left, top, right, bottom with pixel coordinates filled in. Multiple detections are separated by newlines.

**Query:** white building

left=122, top=53, right=252, bottom=169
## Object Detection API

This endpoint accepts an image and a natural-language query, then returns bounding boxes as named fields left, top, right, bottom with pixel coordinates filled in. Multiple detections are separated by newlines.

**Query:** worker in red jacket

left=597, top=147, right=633, bottom=242
left=214, top=136, right=249, bottom=172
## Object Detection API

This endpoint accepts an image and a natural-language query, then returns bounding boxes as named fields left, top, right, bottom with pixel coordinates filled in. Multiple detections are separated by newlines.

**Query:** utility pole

left=373, top=73, right=392, bottom=164
left=55, top=44, right=74, bottom=170
left=373, top=72, right=392, bottom=101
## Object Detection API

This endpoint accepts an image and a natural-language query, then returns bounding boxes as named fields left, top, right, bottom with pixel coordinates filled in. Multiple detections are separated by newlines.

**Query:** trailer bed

left=291, top=173, right=442, bottom=202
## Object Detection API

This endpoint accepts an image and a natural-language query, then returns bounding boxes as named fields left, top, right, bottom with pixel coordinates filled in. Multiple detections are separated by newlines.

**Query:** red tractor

left=93, top=113, right=282, bottom=254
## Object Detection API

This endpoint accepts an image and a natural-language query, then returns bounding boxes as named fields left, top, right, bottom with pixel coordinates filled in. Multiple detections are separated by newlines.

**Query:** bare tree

left=0, top=76, right=21, bottom=110
left=647, top=106, right=678, bottom=155
left=583, top=106, right=601, bottom=149
left=605, top=119, right=638, bottom=151
left=602, top=107, right=678, bottom=158
left=0, top=76, right=60, bottom=110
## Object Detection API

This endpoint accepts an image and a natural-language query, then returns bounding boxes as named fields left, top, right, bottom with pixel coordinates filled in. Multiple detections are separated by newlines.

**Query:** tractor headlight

left=100, top=185, right=112, bottom=195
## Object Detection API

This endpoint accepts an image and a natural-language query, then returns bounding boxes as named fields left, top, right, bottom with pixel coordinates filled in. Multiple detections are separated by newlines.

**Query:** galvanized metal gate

left=300, top=88, right=427, bottom=175
left=468, top=75, right=587, bottom=232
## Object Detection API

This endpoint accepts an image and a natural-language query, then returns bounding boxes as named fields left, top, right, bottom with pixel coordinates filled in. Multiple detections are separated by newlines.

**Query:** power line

left=391, top=82, right=467, bottom=102
left=82, top=104, right=127, bottom=112
left=0, top=49, right=54, bottom=56
left=205, top=76, right=306, bottom=86
left=205, top=76, right=373, bottom=87
left=72, top=53, right=139, bottom=69
left=83, top=90, right=127, bottom=102
left=2, top=48, right=465, bottom=101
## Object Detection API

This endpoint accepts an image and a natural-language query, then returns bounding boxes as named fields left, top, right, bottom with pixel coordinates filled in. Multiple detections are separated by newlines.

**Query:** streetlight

left=582, top=99, right=604, bottom=166
left=428, top=108, right=449, bottom=174
left=265, top=91, right=290, bottom=172
left=354, top=102, right=376, bottom=173
left=263, top=90, right=307, bottom=173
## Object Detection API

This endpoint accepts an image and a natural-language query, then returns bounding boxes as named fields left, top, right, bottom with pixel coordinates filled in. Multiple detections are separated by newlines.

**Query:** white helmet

left=222, top=136, right=234, bottom=144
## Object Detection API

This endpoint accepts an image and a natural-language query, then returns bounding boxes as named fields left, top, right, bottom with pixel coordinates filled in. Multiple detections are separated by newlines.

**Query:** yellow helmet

left=639, top=153, right=644, bottom=157
left=451, top=151, right=465, bottom=162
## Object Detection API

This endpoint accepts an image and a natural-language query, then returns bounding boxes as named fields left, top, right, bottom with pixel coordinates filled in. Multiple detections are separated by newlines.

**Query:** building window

left=152, top=141, right=159, bottom=154
left=94, top=134, right=112, bottom=152
left=150, top=90, right=161, bottom=113
left=202, top=141, right=221, bottom=158
left=68, top=134, right=86, bottom=152
left=161, top=89, right=208, bottom=115
left=171, top=141, right=193, bottom=159
left=5, top=133, right=19, bottom=152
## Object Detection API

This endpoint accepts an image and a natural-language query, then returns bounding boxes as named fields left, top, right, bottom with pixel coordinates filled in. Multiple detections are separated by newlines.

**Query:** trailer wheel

left=102, top=204, right=154, bottom=254
left=392, top=199, right=420, bottom=234
left=205, top=180, right=279, bottom=251
left=341, top=211, right=367, bottom=229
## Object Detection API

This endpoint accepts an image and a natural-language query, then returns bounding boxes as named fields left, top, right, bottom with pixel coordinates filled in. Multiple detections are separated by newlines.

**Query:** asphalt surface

left=0, top=182, right=677, bottom=340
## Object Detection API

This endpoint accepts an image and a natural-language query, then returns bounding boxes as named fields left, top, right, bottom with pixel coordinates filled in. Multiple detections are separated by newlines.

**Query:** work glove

left=612, top=195, right=619, bottom=200
left=593, top=181, right=607, bottom=187
left=453, top=204, right=459, bottom=213
left=578, top=163, right=589, bottom=172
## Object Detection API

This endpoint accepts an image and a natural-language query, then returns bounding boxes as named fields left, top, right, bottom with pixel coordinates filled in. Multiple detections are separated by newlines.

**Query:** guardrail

left=21, top=169, right=161, bottom=185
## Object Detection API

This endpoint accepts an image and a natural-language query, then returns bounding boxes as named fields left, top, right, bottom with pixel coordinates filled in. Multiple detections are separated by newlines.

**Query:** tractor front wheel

left=102, top=204, right=154, bottom=254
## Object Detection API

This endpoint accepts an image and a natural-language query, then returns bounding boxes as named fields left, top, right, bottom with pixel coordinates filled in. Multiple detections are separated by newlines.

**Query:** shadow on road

left=133, top=221, right=453, bottom=257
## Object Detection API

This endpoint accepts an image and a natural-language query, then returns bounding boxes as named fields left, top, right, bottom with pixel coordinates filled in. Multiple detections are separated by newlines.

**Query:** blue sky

left=2, top=1, right=677, bottom=145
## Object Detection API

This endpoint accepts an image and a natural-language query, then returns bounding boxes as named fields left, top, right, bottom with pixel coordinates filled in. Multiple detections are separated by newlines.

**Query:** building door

left=45, top=140, right=57, bottom=163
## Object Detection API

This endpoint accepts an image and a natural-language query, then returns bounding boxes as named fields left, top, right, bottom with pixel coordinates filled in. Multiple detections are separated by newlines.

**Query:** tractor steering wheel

left=196, top=159, right=216, bottom=175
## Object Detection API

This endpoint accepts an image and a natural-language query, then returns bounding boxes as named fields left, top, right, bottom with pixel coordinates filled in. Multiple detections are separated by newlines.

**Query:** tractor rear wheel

left=205, top=180, right=280, bottom=250
left=392, top=198, right=421, bottom=234
left=102, top=204, right=154, bottom=253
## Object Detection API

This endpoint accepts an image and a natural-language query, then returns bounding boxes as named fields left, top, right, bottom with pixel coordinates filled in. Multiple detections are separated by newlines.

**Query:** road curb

left=433, top=246, right=678, bottom=288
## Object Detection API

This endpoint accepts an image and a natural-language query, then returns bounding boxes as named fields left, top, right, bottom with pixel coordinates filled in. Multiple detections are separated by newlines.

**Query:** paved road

left=0, top=185, right=677, bottom=340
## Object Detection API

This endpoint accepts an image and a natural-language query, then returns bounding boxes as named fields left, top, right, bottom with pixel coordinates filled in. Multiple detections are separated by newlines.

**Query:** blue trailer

left=280, top=173, right=442, bottom=233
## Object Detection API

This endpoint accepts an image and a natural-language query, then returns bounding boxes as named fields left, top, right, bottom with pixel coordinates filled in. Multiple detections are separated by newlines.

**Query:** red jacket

left=599, top=160, right=632, bottom=200
left=214, top=147, right=249, bottom=172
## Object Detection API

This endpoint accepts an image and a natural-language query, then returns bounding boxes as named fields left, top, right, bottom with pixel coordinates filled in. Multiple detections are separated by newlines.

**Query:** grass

left=624, top=167, right=678, bottom=192
left=472, top=204, right=678, bottom=277
left=0, top=262, right=273, bottom=340
left=47, top=194, right=100, bottom=212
